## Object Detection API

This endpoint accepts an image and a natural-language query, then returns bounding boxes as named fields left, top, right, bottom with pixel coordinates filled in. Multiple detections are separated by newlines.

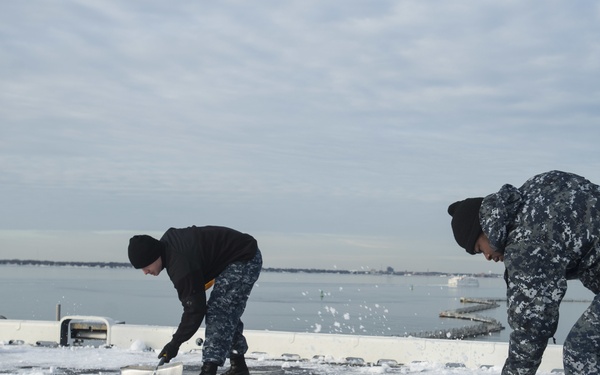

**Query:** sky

left=1, top=1, right=600, bottom=274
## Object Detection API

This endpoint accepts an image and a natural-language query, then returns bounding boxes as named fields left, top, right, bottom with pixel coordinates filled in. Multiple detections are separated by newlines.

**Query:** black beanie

left=128, top=235, right=164, bottom=269
left=447, top=197, right=484, bottom=255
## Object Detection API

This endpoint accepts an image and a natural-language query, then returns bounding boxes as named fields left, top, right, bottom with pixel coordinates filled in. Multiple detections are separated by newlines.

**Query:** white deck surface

left=0, top=344, right=561, bottom=375
left=0, top=316, right=564, bottom=375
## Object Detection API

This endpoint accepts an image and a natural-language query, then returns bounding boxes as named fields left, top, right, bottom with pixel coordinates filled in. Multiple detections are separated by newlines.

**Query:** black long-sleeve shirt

left=159, top=225, right=258, bottom=346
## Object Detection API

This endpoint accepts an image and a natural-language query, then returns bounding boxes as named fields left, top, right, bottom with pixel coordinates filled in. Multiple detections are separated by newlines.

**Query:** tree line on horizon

left=0, top=259, right=500, bottom=277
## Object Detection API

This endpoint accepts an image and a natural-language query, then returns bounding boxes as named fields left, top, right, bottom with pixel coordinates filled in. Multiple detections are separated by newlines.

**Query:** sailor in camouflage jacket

left=448, top=170, right=600, bottom=375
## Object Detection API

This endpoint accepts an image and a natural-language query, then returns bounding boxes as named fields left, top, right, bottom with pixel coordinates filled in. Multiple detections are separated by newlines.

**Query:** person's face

left=474, top=233, right=504, bottom=262
left=142, top=256, right=162, bottom=276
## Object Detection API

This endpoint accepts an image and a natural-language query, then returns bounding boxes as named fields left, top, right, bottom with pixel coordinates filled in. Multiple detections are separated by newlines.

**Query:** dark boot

left=199, top=362, right=219, bottom=375
left=222, top=355, right=250, bottom=375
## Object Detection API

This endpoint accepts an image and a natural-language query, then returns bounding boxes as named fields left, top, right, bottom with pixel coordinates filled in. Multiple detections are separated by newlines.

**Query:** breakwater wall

left=406, top=297, right=504, bottom=340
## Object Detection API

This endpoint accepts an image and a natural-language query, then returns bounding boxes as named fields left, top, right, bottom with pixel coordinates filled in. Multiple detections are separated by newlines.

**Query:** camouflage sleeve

left=479, top=183, right=522, bottom=253
left=502, top=243, right=568, bottom=375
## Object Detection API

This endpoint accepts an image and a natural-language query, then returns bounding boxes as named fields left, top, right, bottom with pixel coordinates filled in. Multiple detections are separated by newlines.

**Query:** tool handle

left=152, top=356, right=167, bottom=375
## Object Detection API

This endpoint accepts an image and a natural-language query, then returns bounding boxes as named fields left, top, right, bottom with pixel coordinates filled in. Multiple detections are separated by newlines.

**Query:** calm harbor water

left=0, top=265, right=594, bottom=344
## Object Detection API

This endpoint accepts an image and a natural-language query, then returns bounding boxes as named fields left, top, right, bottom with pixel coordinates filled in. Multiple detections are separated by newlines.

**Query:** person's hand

left=158, top=342, right=179, bottom=363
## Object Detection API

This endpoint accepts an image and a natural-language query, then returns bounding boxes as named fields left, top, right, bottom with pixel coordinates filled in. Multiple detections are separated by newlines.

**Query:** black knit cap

left=128, top=235, right=164, bottom=269
left=447, top=198, right=484, bottom=255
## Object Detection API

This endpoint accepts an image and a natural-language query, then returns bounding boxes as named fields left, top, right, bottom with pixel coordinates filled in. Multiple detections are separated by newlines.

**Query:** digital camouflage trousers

left=202, top=248, right=262, bottom=365
left=563, top=292, right=600, bottom=374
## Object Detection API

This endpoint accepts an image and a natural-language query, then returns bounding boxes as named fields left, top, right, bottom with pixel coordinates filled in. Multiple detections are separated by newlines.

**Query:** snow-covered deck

left=0, top=315, right=564, bottom=374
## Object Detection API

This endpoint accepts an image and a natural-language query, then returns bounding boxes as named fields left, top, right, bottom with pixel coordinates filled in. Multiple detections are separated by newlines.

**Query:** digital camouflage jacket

left=479, top=170, right=600, bottom=375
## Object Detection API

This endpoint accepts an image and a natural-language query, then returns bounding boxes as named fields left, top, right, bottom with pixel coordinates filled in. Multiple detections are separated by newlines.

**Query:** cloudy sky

left=1, top=1, right=599, bottom=274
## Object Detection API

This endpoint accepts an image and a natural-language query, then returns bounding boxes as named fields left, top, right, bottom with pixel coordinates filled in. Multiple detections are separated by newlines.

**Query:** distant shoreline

left=0, top=259, right=501, bottom=278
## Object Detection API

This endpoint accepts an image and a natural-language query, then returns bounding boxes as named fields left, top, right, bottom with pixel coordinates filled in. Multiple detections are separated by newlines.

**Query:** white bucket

left=120, top=362, right=184, bottom=375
